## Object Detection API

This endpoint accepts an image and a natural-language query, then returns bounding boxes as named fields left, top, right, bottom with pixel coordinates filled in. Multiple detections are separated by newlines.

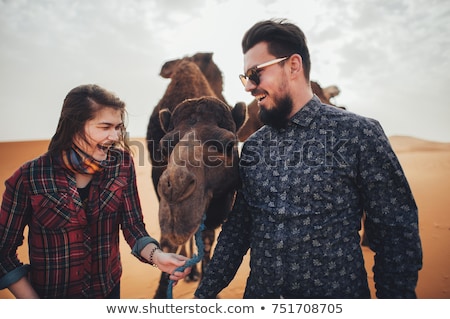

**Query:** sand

left=0, top=135, right=449, bottom=299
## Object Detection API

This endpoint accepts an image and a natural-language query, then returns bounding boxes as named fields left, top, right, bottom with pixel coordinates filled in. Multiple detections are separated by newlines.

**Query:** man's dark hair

left=242, top=18, right=311, bottom=81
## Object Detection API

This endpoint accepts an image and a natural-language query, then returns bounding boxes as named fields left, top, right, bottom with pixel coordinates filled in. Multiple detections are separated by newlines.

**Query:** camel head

left=157, top=96, right=244, bottom=246
left=159, top=52, right=226, bottom=103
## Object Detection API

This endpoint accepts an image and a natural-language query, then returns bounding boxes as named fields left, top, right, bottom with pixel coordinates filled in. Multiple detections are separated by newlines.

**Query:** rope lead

left=166, top=218, right=205, bottom=299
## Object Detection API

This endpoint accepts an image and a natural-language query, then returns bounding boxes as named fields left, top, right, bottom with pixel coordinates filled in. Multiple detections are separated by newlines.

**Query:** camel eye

left=160, top=132, right=180, bottom=158
left=160, top=143, right=169, bottom=159
left=188, top=116, right=197, bottom=126
left=206, top=140, right=223, bottom=153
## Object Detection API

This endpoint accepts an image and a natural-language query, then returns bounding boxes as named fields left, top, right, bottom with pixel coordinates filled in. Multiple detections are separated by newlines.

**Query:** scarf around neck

left=62, top=144, right=104, bottom=175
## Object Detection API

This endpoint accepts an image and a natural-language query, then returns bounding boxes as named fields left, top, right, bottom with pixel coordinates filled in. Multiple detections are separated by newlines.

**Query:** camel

left=146, top=54, right=245, bottom=298
left=147, top=53, right=243, bottom=191
left=311, top=81, right=343, bottom=108
left=147, top=59, right=216, bottom=192
left=156, top=97, right=244, bottom=298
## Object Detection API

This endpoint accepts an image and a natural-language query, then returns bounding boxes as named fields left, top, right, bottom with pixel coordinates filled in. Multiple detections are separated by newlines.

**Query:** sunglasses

left=239, top=56, right=289, bottom=87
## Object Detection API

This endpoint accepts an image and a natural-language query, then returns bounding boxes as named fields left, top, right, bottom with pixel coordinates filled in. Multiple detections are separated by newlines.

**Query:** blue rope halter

left=166, top=217, right=205, bottom=299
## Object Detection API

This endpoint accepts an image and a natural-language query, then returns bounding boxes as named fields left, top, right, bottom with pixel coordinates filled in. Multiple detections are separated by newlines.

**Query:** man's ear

left=289, top=54, right=303, bottom=76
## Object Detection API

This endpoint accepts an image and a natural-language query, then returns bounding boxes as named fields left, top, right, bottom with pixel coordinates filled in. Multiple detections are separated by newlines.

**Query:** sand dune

left=0, top=136, right=449, bottom=299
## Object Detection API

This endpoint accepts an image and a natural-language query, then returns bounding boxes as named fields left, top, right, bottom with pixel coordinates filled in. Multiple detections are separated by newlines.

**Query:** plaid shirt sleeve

left=117, top=151, right=157, bottom=262
left=0, top=166, right=32, bottom=288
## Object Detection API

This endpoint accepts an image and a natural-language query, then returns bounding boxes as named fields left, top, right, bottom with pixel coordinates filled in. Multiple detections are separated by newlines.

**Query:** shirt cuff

left=0, top=264, right=31, bottom=290
left=131, top=236, right=160, bottom=261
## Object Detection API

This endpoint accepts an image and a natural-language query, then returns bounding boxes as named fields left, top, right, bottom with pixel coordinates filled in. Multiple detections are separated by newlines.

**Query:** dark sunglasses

left=239, top=56, right=289, bottom=87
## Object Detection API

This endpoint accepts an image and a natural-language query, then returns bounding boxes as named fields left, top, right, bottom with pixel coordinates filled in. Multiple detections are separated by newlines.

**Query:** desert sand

left=0, top=135, right=449, bottom=299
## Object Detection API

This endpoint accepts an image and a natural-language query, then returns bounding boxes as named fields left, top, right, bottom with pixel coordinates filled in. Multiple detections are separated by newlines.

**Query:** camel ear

left=159, top=109, right=172, bottom=133
left=193, top=52, right=213, bottom=63
left=232, top=102, right=246, bottom=131
left=159, top=59, right=178, bottom=78
left=204, top=52, right=213, bottom=62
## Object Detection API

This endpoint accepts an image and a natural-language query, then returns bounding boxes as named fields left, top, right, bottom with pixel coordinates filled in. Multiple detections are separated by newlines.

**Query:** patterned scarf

left=62, top=144, right=104, bottom=175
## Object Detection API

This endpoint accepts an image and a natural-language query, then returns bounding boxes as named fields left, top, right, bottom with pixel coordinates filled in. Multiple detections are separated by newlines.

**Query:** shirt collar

left=290, top=95, right=322, bottom=127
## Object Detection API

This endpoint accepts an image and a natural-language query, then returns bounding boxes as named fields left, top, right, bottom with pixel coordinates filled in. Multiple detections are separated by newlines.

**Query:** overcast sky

left=1, top=0, right=449, bottom=142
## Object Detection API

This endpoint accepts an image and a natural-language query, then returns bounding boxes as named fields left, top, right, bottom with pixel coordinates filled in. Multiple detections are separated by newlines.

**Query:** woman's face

left=74, top=107, right=124, bottom=161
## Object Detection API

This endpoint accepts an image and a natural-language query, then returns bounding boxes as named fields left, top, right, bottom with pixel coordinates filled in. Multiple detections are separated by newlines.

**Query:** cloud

left=0, top=0, right=449, bottom=142
left=304, top=0, right=450, bottom=141
left=0, top=0, right=169, bottom=141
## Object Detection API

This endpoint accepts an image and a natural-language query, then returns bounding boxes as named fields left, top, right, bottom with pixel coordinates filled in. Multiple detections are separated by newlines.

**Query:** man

left=194, top=19, right=422, bottom=298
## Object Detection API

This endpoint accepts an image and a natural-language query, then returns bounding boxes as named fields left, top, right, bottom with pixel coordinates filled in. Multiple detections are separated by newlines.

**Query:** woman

left=0, top=84, right=190, bottom=298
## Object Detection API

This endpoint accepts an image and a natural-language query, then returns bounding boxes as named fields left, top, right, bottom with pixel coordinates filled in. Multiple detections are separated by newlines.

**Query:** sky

left=1, top=0, right=449, bottom=142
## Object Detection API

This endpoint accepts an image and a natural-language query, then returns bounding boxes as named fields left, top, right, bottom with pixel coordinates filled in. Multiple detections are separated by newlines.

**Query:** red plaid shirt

left=0, top=149, right=154, bottom=298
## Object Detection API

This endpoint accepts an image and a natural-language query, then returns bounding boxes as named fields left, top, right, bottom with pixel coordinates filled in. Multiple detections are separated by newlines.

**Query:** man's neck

left=289, top=85, right=314, bottom=118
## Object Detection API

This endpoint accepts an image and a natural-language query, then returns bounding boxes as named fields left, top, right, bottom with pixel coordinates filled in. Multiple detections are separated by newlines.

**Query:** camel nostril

left=158, top=168, right=197, bottom=203
left=176, top=172, right=197, bottom=202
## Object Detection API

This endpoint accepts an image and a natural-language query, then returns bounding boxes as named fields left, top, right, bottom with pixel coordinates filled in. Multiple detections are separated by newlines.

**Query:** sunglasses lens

left=239, top=74, right=247, bottom=86
left=239, top=68, right=261, bottom=87
left=248, top=70, right=259, bottom=85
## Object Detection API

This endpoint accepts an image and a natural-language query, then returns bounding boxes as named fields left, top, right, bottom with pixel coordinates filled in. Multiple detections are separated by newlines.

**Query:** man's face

left=242, top=42, right=293, bottom=129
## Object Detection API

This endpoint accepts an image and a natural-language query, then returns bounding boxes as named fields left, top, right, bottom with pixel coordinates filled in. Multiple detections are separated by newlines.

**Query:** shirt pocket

left=30, top=193, right=71, bottom=229
left=99, top=177, right=127, bottom=213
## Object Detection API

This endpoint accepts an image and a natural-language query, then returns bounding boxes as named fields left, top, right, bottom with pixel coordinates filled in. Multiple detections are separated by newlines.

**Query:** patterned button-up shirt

left=0, top=149, right=156, bottom=298
left=195, top=96, right=422, bottom=298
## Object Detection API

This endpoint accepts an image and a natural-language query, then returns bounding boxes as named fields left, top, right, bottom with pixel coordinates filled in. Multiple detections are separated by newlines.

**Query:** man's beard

left=258, top=95, right=294, bottom=130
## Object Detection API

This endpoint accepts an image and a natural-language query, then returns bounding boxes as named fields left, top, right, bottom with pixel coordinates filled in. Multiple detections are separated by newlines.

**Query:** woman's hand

left=153, top=250, right=192, bottom=282
left=142, top=243, right=192, bottom=283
